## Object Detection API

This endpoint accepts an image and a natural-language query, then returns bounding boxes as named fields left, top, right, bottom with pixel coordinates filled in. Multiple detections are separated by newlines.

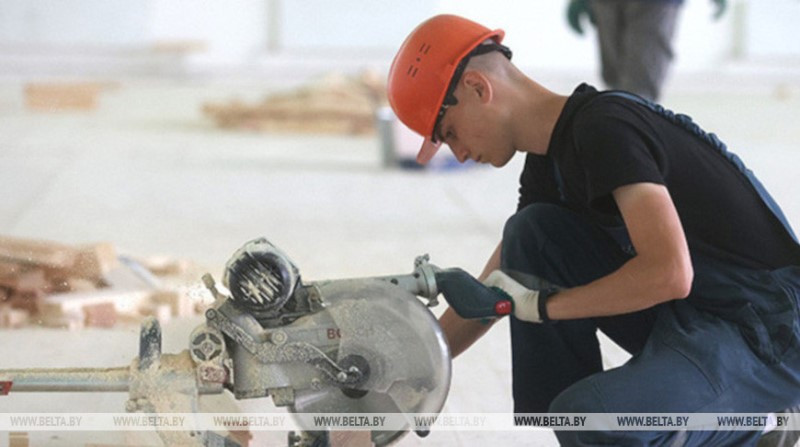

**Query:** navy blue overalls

left=503, top=92, right=800, bottom=446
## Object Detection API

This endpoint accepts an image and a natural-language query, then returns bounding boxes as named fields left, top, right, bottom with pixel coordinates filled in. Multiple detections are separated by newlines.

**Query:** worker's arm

left=439, top=182, right=692, bottom=346
left=545, top=182, right=693, bottom=319
left=438, top=242, right=501, bottom=358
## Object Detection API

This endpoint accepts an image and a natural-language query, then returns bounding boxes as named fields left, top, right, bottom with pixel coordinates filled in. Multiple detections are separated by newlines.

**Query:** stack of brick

left=202, top=70, right=387, bottom=135
left=0, top=235, right=203, bottom=330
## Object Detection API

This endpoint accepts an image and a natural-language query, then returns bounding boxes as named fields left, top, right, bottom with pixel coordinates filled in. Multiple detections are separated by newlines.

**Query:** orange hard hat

left=387, top=15, right=504, bottom=164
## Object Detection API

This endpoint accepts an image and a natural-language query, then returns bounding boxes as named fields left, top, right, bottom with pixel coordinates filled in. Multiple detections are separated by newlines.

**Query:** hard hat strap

left=432, top=42, right=512, bottom=143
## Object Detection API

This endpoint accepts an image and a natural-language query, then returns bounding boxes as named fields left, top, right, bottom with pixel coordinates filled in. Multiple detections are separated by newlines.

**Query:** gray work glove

left=566, top=0, right=594, bottom=35
left=484, top=270, right=548, bottom=323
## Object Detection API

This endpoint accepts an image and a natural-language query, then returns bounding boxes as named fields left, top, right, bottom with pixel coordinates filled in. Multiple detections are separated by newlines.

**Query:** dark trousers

left=503, top=203, right=800, bottom=446
left=589, top=0, right=682, bottom=102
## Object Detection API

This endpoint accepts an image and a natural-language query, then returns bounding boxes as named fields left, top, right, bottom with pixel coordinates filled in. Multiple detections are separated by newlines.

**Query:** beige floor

left=0, top=70, right=799, bottom=446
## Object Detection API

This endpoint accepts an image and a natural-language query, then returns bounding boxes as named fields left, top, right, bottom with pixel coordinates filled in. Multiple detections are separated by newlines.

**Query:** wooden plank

left=24, top=82, right=111, bottom=111
left=202, top=72, right=382, bottom=136
left=83, top=302, right=117, bottom=328
left=0, top=268, right=49, bottom=294
left=150, top=40, right=208, bottom=53
left=66, top=277, right=101, bottom=292
left=6, top=291, right=41, bottom=313
left=0, top=261, right=22, bottom=277
left=44, top=242, right=119, bottom=282
left=39, top=288, right=151, bottom=314
left=139, top=256, right=189, bottom=276
left=38, top=307, right=84, bottom=330
left=8, top=432, right=29, bottom=447
left=46, top=276, right=99, bottom=294
left=151, top=290, right=194, bottom=317
left=0, top=235, right=78, bottom=268
left=0, top=305, right=29, bottom=328
left=72, top=242, right=119, bottom=280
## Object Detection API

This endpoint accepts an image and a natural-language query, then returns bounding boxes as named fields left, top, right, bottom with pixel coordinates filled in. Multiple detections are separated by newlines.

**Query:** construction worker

left=566, top=0, right=727, bottom=101
left=387, top=14, right=800, bottom=446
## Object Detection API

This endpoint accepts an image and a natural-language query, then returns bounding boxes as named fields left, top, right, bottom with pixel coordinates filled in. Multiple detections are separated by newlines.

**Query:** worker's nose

left=449, top=144, right=469, bottom=163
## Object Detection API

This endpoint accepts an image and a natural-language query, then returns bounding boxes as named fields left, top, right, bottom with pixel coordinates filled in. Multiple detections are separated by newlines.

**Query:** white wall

left=0, top=0, right=797, bottom=74
left=436, top=0, right=598, bottom=71
left=671, top=0, right=736, bottom=70
left=279, top=0, right=436, bottom=51
left=745, top=0, right=800, bottom=59
left=0, top=0, right=148, bottom=46
left=149, top=0, right=267, bottom=64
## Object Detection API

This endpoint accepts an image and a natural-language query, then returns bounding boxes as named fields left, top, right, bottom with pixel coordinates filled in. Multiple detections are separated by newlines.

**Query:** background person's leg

left=618, top=0, right=682, bottom=101
left=589, top=0, right=625, bottom=90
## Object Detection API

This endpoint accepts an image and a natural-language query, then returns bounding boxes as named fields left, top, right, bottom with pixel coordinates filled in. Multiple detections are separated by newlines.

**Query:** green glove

left=435, top=268, right=513, bottom=320
left=567, top=0, right=594, bottom=35
left=435, top=268, right=558, bottom=323
left=711, top=0, right=727, bottom=20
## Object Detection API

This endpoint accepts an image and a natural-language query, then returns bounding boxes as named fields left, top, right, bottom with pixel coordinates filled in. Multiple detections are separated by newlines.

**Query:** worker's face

left=434, top=74, right=515, bottom=167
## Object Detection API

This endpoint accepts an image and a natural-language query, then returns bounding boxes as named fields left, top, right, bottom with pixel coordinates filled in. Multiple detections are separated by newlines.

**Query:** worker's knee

left=503, top=203, right=564, bottom=249
left=548, top=380, right=613, bottom=446
left=501, top=203, right=572, bottom=273
left=504, top=203, right=565, bottom=241
left=548, top=379, right=605, bottom=414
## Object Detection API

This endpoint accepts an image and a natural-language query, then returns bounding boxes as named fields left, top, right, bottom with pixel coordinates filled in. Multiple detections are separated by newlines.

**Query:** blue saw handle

left=434, top=268, right=512, bottom=319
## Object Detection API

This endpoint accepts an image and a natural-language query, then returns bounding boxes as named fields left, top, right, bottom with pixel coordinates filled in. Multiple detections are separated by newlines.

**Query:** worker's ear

left=462, top=71, right=493, bottom=104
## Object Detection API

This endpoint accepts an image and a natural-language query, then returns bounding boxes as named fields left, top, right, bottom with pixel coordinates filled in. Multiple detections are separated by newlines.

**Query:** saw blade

left=290, top=278, right=451, bottom=445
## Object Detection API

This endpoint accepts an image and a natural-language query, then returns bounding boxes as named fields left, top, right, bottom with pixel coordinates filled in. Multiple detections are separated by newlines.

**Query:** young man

left=387, top=14, right=800, bottom=445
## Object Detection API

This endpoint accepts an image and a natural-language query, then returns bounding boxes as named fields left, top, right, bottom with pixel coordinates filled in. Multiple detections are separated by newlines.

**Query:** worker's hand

left=484, top=270, right=546, bottom=323
left=566, top=0, right=594, bottom=35
left=711, top=0, right=727, bottom=20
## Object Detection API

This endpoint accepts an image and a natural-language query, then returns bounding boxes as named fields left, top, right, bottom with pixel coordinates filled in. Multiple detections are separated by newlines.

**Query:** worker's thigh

left=550, top=299, right=800, bottom=446
left=503, top=204, right=658, bottom=412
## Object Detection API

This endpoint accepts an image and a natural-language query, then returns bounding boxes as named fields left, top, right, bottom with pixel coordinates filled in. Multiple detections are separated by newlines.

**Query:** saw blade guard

left=290, top=278, right=451, bottom=445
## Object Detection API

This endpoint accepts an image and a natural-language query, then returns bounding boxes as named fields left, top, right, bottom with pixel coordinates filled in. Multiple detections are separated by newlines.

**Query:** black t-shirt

left=518, top=84, right=800, bottom=269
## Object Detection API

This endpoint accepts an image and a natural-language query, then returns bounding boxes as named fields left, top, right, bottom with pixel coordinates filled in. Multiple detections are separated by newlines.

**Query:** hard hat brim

left=417, top=138, right=442, bottom=165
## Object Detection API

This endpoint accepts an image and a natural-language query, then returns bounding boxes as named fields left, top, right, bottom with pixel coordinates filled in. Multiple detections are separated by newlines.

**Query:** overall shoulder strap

left=596, top=90, right=799, bottom=245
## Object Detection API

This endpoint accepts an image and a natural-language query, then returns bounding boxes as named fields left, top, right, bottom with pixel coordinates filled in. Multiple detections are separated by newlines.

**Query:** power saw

left=0, top=238, right=512, bottom=446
